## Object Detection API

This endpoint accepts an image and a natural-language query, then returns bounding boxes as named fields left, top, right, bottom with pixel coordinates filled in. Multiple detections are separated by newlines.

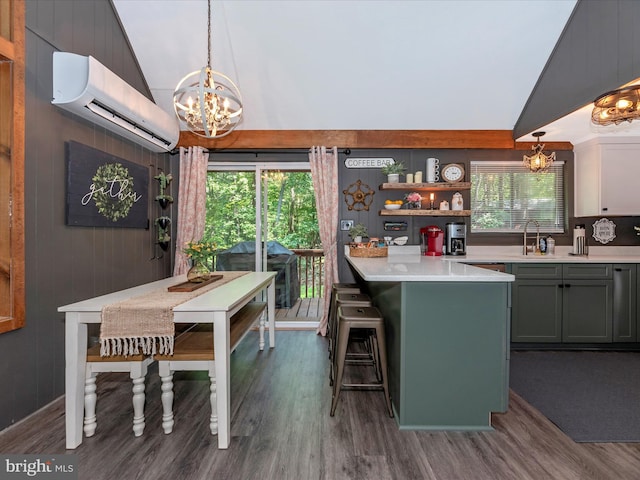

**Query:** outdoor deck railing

left=291, top=249, right=325, bottom=299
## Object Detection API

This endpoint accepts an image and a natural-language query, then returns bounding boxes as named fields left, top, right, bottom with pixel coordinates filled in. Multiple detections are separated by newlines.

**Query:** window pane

left=205, top=171, right=257, bottom=251
left=470, top=161, right=565, bottom=233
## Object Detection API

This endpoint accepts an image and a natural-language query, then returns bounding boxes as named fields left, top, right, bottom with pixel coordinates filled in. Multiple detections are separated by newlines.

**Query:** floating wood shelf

left=380, top=182, right=471, bottom=191
left=379, top=209, right=471, bottom=217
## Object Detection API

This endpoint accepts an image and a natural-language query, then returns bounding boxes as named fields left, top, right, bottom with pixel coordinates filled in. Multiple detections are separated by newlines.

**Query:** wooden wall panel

left=0, top=63, right=10, bottom=318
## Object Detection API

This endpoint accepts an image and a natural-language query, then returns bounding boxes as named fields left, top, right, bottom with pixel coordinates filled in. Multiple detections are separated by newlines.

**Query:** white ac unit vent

left=52, top=52, right=179, bottom=152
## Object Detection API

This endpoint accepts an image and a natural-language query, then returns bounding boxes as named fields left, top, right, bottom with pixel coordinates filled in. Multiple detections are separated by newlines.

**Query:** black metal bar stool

left=330, top=305, right=393, bottom=418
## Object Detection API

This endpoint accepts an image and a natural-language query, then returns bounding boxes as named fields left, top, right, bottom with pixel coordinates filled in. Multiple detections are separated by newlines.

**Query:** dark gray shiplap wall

left=0, top=0, right=175, bottom=430
left=336, top=149, right=576, bottom=282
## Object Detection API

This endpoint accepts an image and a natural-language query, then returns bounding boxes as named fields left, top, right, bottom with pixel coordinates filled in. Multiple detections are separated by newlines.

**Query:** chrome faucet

left=523, top=220, right=540, bottom=255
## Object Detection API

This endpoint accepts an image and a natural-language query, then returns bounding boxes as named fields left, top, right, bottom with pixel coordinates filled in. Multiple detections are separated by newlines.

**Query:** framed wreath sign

left=65, top=141, right=149, bottom=228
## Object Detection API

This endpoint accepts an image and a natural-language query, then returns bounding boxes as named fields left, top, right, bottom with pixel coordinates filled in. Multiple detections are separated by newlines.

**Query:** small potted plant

left=154, top=171, right=174, bottom=209
left=155, top=217, right=172, bottom=251
left=381, top=161, right=406, bottom=183
left=348, top=223, right=369, bottom=244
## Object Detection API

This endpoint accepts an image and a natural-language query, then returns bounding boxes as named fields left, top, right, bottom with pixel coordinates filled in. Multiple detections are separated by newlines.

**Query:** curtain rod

left=169, top=148, right=351, bottom=156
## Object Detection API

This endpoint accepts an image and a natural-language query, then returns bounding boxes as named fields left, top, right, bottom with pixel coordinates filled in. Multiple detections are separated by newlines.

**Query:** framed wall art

left=65, top=141, right=149, bottom=228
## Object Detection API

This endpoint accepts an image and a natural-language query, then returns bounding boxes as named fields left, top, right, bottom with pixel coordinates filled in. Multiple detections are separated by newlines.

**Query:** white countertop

left=346, top=245, right=640, bottom=282
left=457, top=245, right=640, bottom=264
left=347, top=254, right=515, bottom=282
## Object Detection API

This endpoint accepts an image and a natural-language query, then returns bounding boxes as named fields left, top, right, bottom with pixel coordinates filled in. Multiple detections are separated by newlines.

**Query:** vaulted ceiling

left=111, top=0, right=640, bottom=146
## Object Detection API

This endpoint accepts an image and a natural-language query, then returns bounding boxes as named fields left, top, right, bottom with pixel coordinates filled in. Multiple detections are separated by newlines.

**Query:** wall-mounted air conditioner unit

left=52, top=52, right=179, bottom=152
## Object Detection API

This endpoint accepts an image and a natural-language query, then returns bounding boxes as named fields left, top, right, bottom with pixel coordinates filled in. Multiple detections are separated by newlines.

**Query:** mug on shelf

left=427, top=158, right=440, bottom=183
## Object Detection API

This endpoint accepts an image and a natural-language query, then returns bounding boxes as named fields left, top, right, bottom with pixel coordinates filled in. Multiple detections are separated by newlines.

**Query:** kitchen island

left=346, top=253, right=514, bottom=431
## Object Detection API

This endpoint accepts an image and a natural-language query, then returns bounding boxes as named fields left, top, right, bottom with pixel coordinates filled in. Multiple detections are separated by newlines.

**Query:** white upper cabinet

left=574, top=138, right=640, bottom=217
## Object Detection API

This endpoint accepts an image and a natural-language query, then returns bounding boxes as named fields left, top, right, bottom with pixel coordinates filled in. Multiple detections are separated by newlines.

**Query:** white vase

left=353, top=236, right=362, bottom=243
left=387, top=173, right=400, bottom=183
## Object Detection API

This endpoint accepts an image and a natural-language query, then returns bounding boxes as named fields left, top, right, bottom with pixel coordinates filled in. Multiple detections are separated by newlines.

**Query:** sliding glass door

left=205, top=161, right=322, bottom=328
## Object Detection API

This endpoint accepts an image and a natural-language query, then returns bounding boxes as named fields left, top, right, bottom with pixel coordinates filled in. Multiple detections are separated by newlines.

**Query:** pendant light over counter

left=523, top=131, right=556, bottom=173
left=591, top=85, right=640, bottom=127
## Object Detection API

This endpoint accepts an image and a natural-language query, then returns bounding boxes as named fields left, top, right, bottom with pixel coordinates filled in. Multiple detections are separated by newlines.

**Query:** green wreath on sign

left=92, top=163, right=136, bottom=222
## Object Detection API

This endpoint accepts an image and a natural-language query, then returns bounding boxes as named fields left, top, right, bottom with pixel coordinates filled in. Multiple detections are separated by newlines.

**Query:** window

left=470, top=161, right=565, bottom=233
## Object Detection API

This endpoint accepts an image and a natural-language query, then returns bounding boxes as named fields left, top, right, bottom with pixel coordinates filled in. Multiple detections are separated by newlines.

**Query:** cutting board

left=168, top=274, right=223, bottom=292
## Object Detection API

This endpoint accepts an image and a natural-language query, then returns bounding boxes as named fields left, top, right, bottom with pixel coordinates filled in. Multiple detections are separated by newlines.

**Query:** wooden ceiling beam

left=177, top=129, right=574, bottom=151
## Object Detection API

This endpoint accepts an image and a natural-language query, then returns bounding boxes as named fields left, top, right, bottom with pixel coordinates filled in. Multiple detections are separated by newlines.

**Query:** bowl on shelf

left=393, top=236, right=408, bottom=245
left=384, top=204, right=402, bottom=210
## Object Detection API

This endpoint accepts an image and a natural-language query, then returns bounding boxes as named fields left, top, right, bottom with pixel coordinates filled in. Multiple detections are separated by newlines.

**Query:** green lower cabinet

left=613, top=264, right=636, bottom=342
left=510, top=263, right=628, bottom=344
left=561, top=279, right=612, bottom=342
left=511, top=279, right=562, bottom=342
left=561, top=264, right=613, bottom=343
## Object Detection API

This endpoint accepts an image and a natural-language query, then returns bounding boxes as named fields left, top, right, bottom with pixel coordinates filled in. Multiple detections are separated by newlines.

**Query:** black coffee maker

left=445, top=222, right=466, bottom=256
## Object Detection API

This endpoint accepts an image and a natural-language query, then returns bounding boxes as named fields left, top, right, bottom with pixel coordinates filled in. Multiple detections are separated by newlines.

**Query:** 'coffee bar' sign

left=344, top=157, right=394, bottom=169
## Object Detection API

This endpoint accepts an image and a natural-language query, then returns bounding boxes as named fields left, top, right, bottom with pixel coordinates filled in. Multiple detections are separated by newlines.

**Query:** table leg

left=267, top=278, right=276, bottom=349
left=65, top=313, right=88, bottom=449
left=213, top=311, right=231, bottom=449
left=259, top=309, right=265, bottom=352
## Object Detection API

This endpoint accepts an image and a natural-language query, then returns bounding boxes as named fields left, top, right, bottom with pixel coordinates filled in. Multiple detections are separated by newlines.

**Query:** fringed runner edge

left=100, top=335, right=175, bottom=357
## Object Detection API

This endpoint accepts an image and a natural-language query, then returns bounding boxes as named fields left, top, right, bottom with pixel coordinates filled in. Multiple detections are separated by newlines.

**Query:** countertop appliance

left=420, top=225, right=444, bottom=256
left=445, top=222, right=466, bottom=256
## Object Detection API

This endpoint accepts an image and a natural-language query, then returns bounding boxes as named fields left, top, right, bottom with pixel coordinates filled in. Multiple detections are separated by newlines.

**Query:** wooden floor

left=2, top=331, right=640, bottom=479
left=276, top=297, right=321, bottom=320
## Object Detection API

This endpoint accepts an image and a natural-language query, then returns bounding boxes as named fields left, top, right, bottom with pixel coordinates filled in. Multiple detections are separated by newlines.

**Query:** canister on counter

left=546, top=235, right=555, bottom=255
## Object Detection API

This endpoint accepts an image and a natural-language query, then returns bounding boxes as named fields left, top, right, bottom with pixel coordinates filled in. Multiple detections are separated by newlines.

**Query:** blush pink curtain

left=173, top=146, right=209, bottom=275
left=309, top=146, right=340, bottom=336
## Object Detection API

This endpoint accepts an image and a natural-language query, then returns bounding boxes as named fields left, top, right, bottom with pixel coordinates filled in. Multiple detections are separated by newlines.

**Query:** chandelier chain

left=207, top=0, right=212, bottom=67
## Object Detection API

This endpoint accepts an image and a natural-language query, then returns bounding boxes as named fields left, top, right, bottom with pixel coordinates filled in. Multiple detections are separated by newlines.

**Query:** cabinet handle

left=615, top=268, right=623, bottom=271
left=602, top=207, right=608, bottom=212
left=558, top=284, right=564, bottom=288
left=565, top=284, right=571, bottom=288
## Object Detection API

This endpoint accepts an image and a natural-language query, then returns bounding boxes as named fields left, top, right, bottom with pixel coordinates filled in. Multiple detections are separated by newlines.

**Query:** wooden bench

left=84, top=346, right=153, bottom=438
left=156, top=301, right=267, bottom=434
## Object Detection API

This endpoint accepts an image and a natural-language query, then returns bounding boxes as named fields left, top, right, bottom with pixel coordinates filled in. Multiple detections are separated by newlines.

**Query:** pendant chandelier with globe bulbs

left=173, top=0, right=243, bottom=138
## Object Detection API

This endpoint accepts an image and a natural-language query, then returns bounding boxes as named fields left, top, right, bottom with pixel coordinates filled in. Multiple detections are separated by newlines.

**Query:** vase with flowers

left=183, top=239, right=217, bottom=282
left=404, top=192, right=422, bottom=209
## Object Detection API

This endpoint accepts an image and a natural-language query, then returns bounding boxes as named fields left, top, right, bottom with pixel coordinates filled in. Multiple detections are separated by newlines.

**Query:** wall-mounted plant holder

left=154, top=171, right=173, bottom=210
left=155, top=216, right=171, bottom=251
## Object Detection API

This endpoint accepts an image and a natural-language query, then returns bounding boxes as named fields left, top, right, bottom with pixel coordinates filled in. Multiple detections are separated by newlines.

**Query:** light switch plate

left=340, top=220, right=354, bottom=231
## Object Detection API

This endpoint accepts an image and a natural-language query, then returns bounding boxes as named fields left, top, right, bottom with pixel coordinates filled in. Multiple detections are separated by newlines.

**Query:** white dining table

left=58, top=271, right=276, bottom=450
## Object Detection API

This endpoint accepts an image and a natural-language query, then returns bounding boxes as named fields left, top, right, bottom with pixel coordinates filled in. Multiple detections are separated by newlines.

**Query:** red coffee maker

left=420, top=226, right=444, bottom=256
